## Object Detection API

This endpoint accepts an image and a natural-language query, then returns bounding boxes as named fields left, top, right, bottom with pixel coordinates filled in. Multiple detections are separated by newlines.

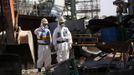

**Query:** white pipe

left=50, top=0, right=65, bottom=17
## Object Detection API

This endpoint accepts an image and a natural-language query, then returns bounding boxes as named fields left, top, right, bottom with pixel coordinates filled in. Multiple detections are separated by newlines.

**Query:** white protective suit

left=34, top=25, right=52, bottom=69
left=53, top=25, right=72, bottom=63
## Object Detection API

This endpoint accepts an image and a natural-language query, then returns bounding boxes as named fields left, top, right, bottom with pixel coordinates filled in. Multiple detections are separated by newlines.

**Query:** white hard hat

left=58, top=16, right=66, bottom=23
left=41, top=18, right=48, bottom=24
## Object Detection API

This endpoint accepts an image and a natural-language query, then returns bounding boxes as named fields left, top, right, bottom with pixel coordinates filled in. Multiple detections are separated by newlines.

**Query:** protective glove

left=68, top=43, right=72, bottom=50
left=54, top=45, right=58, bottom=51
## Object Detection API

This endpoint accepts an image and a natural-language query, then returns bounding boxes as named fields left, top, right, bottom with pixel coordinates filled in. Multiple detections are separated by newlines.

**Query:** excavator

left=0, top=0, right=57, bottom=74
left=0, top=0, right=36, bottom=69
left=0, top=0, right=56, bottom=74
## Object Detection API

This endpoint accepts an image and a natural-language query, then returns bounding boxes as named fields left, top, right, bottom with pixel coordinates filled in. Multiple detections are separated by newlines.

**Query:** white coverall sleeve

left=53, top=28, right=59, bottom=50
left=34, top=28, right=42, bottom=39
left=67, top=28, right=73, bottom=49
left=52, top=28, right=58, bottom=46
left=49, top=30, right=52, bottom=45
left=67, top=28, right=72, bottom=44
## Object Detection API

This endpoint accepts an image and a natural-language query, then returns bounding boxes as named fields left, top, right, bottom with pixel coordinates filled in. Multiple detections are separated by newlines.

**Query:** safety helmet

left=58, top=16, right=66, bottom=23
left=41, top=18, right=48, bottom=25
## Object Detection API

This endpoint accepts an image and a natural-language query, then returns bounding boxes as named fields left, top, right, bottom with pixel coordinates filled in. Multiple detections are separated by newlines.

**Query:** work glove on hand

left=68, top=43, right=72, bottom=50
left=54, top=45, right=58, bottom=51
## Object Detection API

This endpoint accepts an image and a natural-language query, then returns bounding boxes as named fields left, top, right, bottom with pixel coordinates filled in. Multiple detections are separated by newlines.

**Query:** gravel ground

left=22, top=69, right=38, bottom=75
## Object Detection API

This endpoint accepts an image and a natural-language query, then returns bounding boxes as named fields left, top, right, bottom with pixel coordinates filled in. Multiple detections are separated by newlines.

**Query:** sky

left=100, top=0, right=128, bottom=16
left=100, top=0, right=117, bottom=16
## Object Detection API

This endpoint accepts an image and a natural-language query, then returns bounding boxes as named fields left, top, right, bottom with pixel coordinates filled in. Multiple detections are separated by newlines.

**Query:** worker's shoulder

left=63, top=26, right=69, bottom=30
left=54, top=27, right=59, bottom=30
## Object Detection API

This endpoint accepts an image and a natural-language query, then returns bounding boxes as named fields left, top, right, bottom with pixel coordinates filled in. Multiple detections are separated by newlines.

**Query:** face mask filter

left=59, top=22, right=65, bottom=27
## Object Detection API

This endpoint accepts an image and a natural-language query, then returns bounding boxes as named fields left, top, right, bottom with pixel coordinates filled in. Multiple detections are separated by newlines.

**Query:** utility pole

left=71, top=0, right=76, bottom=20
left=91, top=0, right=93, bottom=18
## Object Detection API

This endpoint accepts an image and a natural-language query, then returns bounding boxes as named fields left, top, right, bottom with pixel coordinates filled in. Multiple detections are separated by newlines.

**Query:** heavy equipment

left=0, top=0, right=36, bottom=69
left=0, top=1, right=58, bottom=74
left=0, top=0, right=57, bottom=67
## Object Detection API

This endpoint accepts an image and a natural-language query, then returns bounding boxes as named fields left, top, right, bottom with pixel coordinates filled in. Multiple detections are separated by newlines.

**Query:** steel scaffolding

left=64, top=0, right=100, bottom=19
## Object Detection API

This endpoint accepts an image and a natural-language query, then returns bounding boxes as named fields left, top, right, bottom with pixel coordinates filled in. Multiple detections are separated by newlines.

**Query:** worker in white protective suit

left=53, top=16, right=73, bottom=63
left=34, top=18, right=52, bottom=73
